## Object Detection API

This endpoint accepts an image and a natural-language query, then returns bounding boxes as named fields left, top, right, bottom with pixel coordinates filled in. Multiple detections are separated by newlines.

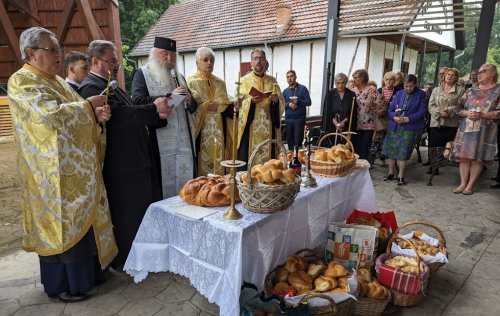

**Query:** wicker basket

left=265, top=249, right=357, bottom=315
left=237, top=139, right=301, bottom=213
left=352, top=292, right=391, bottom=316
left=310, top=133, right=357, bottom=177
left=375, top=236, right=430, bottom=307
left=393, top=221, right=448, bottom=275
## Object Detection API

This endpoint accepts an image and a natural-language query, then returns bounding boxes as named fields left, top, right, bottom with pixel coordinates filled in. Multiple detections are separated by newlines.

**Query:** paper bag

left=325, top=223, right=378, bottom=270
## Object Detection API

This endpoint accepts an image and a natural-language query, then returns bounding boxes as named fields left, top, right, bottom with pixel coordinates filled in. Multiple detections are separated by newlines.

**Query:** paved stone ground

left=1, top=139, right=499, bottom=315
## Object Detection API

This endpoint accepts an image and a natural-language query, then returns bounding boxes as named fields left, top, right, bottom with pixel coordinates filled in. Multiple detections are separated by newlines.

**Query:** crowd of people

left=6, top=26, right=499, bottom=303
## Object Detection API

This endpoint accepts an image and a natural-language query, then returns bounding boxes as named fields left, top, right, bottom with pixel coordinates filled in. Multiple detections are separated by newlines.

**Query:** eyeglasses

left=31, top=47, right=63, bottom=55
left=478, top=69, right=489, bottom=75
left=97, top=57, right=121, bottom=69
left=252, top=56, right=266, bottom=61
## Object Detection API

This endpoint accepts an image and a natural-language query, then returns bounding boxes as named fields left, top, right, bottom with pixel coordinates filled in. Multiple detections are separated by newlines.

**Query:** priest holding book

left=237, top=49, right=285, bottom=166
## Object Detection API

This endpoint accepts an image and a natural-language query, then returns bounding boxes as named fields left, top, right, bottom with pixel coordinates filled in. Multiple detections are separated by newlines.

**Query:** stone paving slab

left=1, top=144, right=499, bottom=315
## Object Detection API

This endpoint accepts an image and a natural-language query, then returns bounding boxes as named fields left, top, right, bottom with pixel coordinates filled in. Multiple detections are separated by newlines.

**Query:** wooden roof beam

left=7, top=0, right=40, bottom=23
left=75, top=0, right=104, bottom=41
left=56, top=0, right=76, bottom=42
left=0, top=1, right=22, bottom=66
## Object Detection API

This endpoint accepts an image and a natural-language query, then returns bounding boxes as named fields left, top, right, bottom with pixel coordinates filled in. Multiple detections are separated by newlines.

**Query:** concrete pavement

left=1, top=144, right=499, bottom=315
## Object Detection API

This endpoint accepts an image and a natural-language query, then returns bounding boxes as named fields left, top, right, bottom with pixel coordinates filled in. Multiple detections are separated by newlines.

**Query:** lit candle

left=213, top=139, right=217, bottom=175
left=232, top=72, right=241, bottom=162
left=347, top=97, right=355, bottom=141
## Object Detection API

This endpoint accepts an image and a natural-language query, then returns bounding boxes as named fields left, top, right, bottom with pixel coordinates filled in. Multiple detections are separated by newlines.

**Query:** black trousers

left=352, top=130, right=374, bottom=160
left=285, top=120, right=305, bottom=150
left=39, top=228, right=104, bottom=296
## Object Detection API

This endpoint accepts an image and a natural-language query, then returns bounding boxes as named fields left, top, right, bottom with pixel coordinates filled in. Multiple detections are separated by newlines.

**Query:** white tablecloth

left=125, top=168, right=377, bottom=316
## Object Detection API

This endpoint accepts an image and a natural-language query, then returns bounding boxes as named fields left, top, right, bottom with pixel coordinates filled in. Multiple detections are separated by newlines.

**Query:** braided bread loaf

left=179, top=175, right=240, bottom=207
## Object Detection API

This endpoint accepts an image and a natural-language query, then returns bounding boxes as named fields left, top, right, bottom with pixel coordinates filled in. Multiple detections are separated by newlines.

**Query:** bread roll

left=288, top=271, right=313, bottom=293
left=273, top=281, right=290, bottom=295
left=314, top=275, right=337, bottom=292
left=357, top=268, right=372, bottom=283
left=274, top=268, right=289, bottom=283
left=307, top=262, right=325, bottom=279
left=285, top=255, right=308, bottom=272
left=253, top=309, right=266, bottom=316
left=366, top=280, right=389, bottom=300
left=324, top=262, right=348, bottom=278
left=337, top=276, right=348, bottom=289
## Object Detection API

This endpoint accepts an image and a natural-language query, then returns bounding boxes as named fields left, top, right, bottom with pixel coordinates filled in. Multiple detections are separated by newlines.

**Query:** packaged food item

left=325, top=223, right=378, bottom=270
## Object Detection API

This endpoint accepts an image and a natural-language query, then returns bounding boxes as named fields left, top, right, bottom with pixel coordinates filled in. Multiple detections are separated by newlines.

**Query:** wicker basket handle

left=294, top=248, right=321, bottom=261
left=298, top=293, right=337, bottom=313
left=394, top=221, right=447, bottom=249
left=317, top=132, right=354, bottom=150
left=245, top=139, right=288, bottom=187
left=385, top=236, right=422, bottom=277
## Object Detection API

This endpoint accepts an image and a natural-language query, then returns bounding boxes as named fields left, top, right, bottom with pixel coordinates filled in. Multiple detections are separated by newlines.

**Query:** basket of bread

left=310, top=133, right=357, bottom=177
left=375, top=236, right=430, bottom=307
left=352, top=268, right=391, bottom=316
left=265, top=249, right=358, bottom=316
left=237, top=139, right=301, bottom=213
left=179, top=175, right=240, bottom=206
left=346, top=210, right=399, bottom=256
left=391, top=221, right=448, bottom=275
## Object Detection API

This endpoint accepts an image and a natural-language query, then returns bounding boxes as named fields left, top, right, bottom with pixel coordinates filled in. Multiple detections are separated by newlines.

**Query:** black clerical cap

left=154, top=37, right=176, bottom=52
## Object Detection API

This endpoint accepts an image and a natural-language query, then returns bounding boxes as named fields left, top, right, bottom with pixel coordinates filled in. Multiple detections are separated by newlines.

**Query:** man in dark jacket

left=283, top=70, right=311, bottom=150
left=79, top=40, right=170, bottom=269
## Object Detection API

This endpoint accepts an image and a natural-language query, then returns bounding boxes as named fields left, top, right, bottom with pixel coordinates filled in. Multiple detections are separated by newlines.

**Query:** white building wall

left=134, top=36, right=421, bottom=115
left=309, top=40, right=325, bottom=116
left=367, top=39, right=386, bottom=87
left=291, top=42, right=312, bottom=95
left=272, top=44, right=292, bottom=90
left=335, top=37, right=368, bottom=78
left=223, top=49, right=241, bottom=97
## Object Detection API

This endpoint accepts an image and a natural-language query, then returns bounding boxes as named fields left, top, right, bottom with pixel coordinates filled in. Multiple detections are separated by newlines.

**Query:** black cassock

left=320, top=88, right=357, bottom=148
left=79, top=73, right=163, bottom=268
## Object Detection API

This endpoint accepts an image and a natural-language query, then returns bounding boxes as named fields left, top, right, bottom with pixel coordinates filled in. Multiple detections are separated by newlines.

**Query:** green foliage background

left=118, top=0, right=178, bottom=91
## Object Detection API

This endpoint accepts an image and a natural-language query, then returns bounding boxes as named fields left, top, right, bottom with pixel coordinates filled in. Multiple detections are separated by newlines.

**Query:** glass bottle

left=289, top=145, right=302, bottom=176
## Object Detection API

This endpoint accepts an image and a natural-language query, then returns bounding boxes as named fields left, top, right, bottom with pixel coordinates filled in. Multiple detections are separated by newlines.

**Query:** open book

left=249, top=87, right=273, bottom=98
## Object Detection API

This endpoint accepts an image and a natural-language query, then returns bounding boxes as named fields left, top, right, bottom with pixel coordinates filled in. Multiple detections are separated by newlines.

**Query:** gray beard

left=148, top=58, right=173, bottom=85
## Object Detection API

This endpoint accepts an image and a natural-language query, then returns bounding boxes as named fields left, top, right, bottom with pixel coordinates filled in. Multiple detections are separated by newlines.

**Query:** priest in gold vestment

left=237, top=49, right=285, bottom=166
left=187, top=47, right=232, bottom=176
left=7, top=27, right=117, bottom=301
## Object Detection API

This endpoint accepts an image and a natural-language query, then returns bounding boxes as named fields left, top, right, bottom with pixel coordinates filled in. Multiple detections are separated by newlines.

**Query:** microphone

left=99, top=80, right=119, bottom=95
left=170, top=69, right=180, bottom=88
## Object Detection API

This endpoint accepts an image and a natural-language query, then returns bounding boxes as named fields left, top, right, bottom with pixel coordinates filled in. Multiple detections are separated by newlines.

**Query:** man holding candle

left=187, top=47, right=232, bottom=176
left=237, top=49, right=285, bottom=166
left=79, top=40, right=170, bottom=269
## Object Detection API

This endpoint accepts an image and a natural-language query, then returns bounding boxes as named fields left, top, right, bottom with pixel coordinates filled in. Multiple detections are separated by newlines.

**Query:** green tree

left=118, top=0, right=178, bottom=90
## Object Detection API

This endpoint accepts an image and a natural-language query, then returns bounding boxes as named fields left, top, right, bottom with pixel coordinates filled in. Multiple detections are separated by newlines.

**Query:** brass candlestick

left=222, top=73, right=246, bottom=220
left=300, top=127, right=317, bottom=188
left=221, top=159, right=246, bottom=220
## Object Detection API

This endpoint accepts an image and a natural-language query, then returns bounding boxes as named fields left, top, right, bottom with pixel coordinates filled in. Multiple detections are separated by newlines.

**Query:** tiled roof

left=130, top=0, right=421, bottom=56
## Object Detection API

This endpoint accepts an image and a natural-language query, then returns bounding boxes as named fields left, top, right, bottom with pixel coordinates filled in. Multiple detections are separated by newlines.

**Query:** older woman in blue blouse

left=382, top=74, right=427, bottom=185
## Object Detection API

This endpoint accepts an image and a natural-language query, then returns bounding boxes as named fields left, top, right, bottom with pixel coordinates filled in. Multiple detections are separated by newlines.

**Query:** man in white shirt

left=64, top=51, right=89, bottom=90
